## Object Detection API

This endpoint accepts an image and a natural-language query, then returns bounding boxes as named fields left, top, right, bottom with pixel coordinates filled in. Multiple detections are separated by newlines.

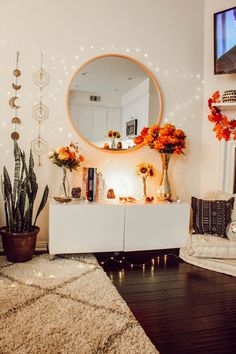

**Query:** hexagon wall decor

left=32, top=53, right=49, bottom=165
left=33, top=69, right=50, bottom=88
left=32, top=103, right=49, bottom=122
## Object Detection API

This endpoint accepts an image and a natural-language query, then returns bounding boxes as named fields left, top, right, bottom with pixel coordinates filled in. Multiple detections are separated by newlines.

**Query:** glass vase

left=142, top=175, right=147, bottom=199
left=111, top=138, right=116, bottom=149
left=59, top=167, right=70, bottom=198
left=158, top=153, right=172, bottom=201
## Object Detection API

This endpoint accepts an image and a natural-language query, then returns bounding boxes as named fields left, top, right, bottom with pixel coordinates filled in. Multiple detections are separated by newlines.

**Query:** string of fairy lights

left=99, top=253, right=179, bottom=269
left=0, top=40, right=204, bottom=197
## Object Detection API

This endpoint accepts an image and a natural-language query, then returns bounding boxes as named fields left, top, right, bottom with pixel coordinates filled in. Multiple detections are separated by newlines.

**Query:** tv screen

left=214, top=7, right=236, bottom=75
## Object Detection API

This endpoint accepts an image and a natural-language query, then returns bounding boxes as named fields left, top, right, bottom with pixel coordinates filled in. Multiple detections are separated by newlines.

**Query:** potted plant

left=0, top=142, right=49, bottom=262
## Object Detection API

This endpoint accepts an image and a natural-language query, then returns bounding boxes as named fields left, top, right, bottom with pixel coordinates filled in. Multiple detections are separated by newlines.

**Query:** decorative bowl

left=53, top=196, right=72, bottom=203
left=222, top=90, right=236, bottom=103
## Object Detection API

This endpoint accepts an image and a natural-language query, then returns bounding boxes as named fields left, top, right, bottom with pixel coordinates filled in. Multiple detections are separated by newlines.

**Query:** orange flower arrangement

left=136, top=162, right=155, bottom=198
left=108, top=130, right=121, bottom=139
left=107, top=130, right=121, bottom=148
left=136, top=162, right=155, bottom=177
left=134, top=123, right=186, bottom=154
left=208, top=91, right=236, bottom=141
left=49, top=143, right=85, bottom=171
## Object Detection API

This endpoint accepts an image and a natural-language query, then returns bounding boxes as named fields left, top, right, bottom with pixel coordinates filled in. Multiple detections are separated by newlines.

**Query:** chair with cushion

left=180, top=192, right=236, bottom=276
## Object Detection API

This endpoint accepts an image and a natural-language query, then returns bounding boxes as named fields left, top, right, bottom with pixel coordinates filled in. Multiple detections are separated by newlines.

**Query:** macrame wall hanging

left=31, top=53, right=49, bottom=166
left=9, top=51, right=21, bottom=140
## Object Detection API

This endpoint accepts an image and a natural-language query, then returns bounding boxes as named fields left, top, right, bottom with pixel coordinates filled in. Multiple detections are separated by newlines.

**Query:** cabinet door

left=92, top=107, right=107, bottom=140
left=107, top=108, right=121, bottom=132
left=77, top=104, right=92, bottom=139
left=49, top=204, right=125, bottom=254
left=124, top=203, right=190, bottom=251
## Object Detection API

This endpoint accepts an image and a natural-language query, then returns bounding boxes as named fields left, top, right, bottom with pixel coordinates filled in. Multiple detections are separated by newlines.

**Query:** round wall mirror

left=67, top=54, right=162, bottom=152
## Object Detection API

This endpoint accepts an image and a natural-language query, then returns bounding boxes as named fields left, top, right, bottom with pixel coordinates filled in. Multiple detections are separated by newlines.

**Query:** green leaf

left=13, top=141, right=21, bottom=207
left=34, top=185, right=49, bottom=226
left=3, top=167, right=12, bottom=196
left=15, top=206, right=22, bottom=233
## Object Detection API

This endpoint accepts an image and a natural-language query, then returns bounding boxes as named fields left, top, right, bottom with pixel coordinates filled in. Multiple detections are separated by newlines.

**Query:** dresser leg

left=49, top=254, right=56, bottom=261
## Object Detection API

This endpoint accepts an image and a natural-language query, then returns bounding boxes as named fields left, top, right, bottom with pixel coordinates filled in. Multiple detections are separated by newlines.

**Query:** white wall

left=121, top=78, right=150, bottom=136
left=0, top=0, right=204, bottom=247
left=201, top=0, right=236, bottom=196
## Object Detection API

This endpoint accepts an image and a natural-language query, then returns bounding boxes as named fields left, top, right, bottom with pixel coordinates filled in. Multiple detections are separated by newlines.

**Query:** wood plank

left=100, top=253, right=236, bottom=354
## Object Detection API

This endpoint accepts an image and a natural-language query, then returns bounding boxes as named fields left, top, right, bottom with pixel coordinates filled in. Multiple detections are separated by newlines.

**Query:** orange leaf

left=222, top=128, right=231, bottom=141
left=222, top=115, right=229, bottom=127
left=213, top=123, right=222, bottom=132
left=212, top=90, right=220, bottom=102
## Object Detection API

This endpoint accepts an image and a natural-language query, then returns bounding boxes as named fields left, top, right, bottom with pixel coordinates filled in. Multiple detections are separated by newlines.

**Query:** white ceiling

left=70, top=56, right=148, bottom=95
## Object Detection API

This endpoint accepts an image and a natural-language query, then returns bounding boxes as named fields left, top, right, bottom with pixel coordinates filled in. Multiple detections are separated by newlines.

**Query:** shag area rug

left=0, top=254, right=158, bottom=354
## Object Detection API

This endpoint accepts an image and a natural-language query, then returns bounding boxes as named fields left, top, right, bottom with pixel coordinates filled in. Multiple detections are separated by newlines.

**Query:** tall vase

left=59, top=167, right=70, bottom=198
left=158, top=153, right=172, bottom=201
left=142, top=175, right=147, bottom=199
left=111, top=137, right=116, bottom=149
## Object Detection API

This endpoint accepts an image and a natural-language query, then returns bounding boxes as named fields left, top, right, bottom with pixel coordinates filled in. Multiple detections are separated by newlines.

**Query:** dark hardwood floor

left=98, top=252, right=236, bottom=354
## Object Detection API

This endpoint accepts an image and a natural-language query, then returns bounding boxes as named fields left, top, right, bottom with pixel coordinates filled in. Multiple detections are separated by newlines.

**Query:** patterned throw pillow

left=191, top=196, right=235, bottom=238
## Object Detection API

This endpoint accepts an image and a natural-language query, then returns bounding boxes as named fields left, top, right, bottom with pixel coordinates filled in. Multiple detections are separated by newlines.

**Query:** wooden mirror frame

left=66, top=53, right=163, bottom=153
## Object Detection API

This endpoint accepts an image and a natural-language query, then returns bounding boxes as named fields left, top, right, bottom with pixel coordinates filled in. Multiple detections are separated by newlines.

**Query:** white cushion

left=180, top=247, right=236, bottom=277
left=185, top=234, right=236, bottom=259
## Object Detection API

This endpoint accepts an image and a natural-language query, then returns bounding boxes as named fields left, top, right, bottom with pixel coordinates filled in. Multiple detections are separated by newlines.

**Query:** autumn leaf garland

left=208, top=91, right=236, bottom=141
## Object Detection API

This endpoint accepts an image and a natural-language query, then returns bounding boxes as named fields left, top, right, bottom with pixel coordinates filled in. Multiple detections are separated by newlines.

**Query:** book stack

left=82, top=167, right=104, bottom=202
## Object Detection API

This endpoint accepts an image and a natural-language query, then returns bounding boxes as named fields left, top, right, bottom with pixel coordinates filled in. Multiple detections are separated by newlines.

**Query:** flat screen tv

left=214, top=7, right=236, bottom=75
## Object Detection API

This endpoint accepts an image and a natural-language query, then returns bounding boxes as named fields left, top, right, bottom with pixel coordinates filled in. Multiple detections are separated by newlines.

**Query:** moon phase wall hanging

left=31, top=53, right=49, bottom=166
left=9, top=52, right=21, bottom=140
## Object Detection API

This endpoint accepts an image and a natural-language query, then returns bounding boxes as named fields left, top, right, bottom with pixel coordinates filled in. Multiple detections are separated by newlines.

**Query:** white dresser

left=49, top=201, right=190, bottom=255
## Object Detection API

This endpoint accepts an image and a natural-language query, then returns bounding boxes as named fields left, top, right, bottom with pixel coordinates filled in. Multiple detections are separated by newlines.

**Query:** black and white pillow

left=191, top=196, right=235, bottom=238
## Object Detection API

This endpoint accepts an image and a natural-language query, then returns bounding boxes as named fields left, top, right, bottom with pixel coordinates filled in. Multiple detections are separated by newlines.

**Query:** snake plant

left=1, top=142, right=49, bottom=233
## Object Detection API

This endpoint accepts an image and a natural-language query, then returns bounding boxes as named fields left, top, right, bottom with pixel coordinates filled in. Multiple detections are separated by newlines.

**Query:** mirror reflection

left=68, top=55, right=162, bottom=151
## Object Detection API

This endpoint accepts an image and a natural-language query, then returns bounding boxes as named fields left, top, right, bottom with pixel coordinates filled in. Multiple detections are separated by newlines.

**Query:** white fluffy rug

left=0, top=254, right=158, bottom=354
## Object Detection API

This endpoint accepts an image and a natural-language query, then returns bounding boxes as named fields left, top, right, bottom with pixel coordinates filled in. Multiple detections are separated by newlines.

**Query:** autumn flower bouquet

left=108, top=130, right=121, bottom=149
left=136, top=163, right=155, bottom=198
left=134, top=124, right=186, bottom=154
left=49, top=143, right=85, bottom=198
left=49, top=143, right=84, bottom=171
left=134, top=123, right=186, bottom=200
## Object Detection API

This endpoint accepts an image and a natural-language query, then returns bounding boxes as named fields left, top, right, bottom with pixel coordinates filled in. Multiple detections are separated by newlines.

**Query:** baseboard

left=0, top=240, right=48, bottom=252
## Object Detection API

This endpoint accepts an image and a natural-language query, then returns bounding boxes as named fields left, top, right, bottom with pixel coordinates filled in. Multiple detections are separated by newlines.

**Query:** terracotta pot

left=0, top=227, right=39, bottom=263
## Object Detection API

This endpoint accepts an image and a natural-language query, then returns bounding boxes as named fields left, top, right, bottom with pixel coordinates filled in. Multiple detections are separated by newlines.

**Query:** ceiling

left=70, top=56, right=149, bottom=95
